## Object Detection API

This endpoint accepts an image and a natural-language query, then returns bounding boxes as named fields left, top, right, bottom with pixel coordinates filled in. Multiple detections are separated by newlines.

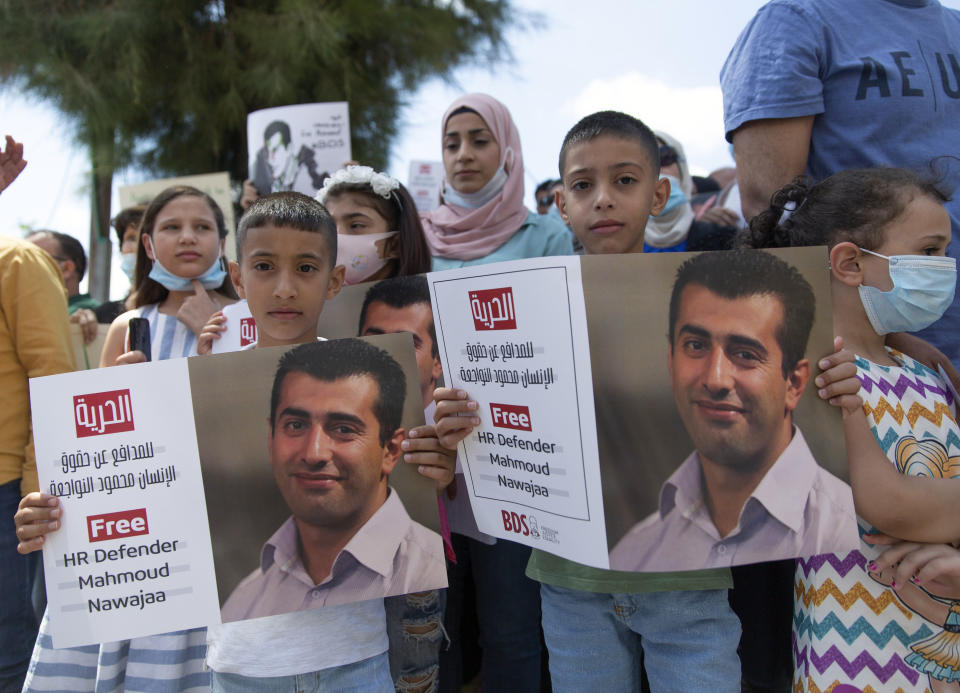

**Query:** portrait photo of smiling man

left=608, top=250, right=857, bottom=571
left=218, top=338, right=446, bottom=620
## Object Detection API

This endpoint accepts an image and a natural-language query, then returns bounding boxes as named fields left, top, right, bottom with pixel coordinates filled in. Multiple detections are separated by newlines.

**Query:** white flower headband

left=316, top=165, right=400, bottom=204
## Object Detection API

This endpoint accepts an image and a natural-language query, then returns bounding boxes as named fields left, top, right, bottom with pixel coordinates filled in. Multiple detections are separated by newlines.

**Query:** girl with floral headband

left=317, top=165, right=431, bottom=285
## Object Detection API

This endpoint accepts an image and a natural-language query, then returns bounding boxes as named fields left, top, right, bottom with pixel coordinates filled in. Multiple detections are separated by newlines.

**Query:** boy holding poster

left=18, top=193, right=453, bottom=691
left=202, top=192, right=452, bottom=691
left=435, top=113, right=862, bottom=689
left=434, top=111, right=743, bottom=690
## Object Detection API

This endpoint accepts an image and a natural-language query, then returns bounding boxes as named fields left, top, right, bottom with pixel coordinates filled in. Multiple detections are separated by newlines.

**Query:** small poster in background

left=118, top=172, right=236, bottom=260
left=210, top=300, right=257, bottom=354
left=428, top=257, right=609, bottom=568
left=407, top=161, right=444, bottom=212
left=247, top=103, right=351, bottom=198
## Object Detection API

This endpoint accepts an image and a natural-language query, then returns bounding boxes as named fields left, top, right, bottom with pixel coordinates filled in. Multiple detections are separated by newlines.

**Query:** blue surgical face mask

left=658, top=175, right=687, bottom=216
left=857, top=247, right=957, bottom=335
left=120, top=252, right=137, bottom=282
left=144, top=236, right=227, bottom=292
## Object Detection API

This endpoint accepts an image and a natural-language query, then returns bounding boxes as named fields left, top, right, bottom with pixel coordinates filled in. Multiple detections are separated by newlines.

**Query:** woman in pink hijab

left=428, top=94, right=559, bottom=692
left=422, top=93, right=572, bottom=269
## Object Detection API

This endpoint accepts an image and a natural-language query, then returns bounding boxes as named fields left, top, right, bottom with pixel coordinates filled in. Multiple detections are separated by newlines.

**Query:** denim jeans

left=385, top=589, right=445, bottom=692
left=439, top=535, right=542, bottom=692
left=210, top=653, right=392, bottom=693
left=540, top=583, right=741, bottom=693
left=0, top=479, right=40, bottom=693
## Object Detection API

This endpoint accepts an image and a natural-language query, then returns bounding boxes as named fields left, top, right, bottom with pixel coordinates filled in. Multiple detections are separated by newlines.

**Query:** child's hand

left=865, top=533, right=960, bottom=598
left=177, top=280, right=221, bottom=337
left=433, top=388, right=480, bottom=450
left=14, top=493, right=60, bottom=554
left=402, top=425, right=456, bottom=494
left=114, top=350, right=147, bottom=366
left=815, top=336, right=862, bottom=416
left=197, top=311, right=227, bottom=355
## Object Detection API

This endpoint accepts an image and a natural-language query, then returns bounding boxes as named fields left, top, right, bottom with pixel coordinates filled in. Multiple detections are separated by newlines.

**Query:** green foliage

left=0, top=0, right=516, bottom=178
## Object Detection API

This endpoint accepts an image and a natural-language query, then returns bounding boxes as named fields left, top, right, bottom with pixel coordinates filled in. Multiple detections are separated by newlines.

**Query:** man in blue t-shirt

left=722, top=0, right=960, bottom=362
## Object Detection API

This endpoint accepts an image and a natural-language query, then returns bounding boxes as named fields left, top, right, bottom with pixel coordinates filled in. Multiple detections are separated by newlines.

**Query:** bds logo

left=87, top=508, right=149, bottom=543
left=501, top=510, right=539, bottom=538
left=490, top=403, right=532, bottom=431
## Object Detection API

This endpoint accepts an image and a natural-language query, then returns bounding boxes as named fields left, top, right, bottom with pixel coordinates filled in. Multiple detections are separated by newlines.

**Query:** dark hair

left=236, top=191, right=338, bottom=266
left=263, top=120, right=291, bottom=147
left=111, top=205, right=147, bottom=246
left=28, top=230, right=87, bottom=281
left=132, top=186, right=237, bottom=308
left=323, top=182, right=431, bottom=277
left=558, top=111, right=660, bottom=180
left=270, top=338, right=407, bottom=445
left=445, top=105, right=479, bottom=127
left=535, top=179, right=560, bottom=197
left=668, top=250, right=815, bottom=376
left=358, top=276, right=437, bottom=357
left=737, top=167, right=951, bottom=252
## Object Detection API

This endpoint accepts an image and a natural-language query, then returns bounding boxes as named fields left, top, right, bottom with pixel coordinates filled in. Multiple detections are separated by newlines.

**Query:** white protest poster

left=118, top=172, right=237, bottom=260
left=428, top=256, right=609, bottom=568
left=30, top=359, right=220, bottom=648
left=407, top=160, right=443, bottom=212
left=247, top=102, right=350, bottom=198
left=210, top=300, right=257, bottom=354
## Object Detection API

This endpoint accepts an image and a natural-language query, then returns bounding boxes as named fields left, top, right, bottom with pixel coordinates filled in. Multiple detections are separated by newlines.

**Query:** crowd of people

left=3, top=1, right=960, bottom=691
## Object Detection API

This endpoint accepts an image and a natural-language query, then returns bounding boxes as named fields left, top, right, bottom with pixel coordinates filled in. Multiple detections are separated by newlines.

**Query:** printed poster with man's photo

left=308, top=274, right=496, bottom=545
left=247, top=102, right=351, bottom=197
left=426, top=250, right=858, bottom=572
left=29, top=334, right=445, bottom=647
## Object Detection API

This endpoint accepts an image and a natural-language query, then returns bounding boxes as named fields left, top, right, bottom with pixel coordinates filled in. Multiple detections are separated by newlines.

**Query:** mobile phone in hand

left=128, top=317, right=151, bottom=362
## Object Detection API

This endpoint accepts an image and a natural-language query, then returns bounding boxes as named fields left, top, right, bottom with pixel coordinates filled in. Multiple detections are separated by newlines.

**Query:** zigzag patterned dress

left=794, top=349, right=960, bottom=693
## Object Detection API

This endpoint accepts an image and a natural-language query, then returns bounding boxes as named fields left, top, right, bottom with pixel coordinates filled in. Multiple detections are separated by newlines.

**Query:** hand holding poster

left=209, top=300, right=257, bottom=354
left=30, top=334, right=444, bottom=647
left=247, top=103, right=351, bottom=197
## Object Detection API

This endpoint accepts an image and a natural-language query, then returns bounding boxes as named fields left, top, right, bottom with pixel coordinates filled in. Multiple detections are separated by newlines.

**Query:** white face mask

left=336, top=232, right=398, bottom=285
left=442, top=166, right=508, bottom=209
left=857, top=247, right=957, bottom=335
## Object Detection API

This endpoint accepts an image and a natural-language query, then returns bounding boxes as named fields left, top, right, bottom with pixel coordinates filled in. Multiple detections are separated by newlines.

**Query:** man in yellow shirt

left=0, top=136, right=75, bottom=691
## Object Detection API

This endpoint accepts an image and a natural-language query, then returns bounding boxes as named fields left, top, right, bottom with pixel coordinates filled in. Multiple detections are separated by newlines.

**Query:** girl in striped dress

left=740, top=167, right=960, bottom=692
left=100, top=185, right=238, bottom=365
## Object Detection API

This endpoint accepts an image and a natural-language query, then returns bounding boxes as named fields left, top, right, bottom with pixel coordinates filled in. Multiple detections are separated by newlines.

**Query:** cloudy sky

left=2, top=0, right=959, bottom=297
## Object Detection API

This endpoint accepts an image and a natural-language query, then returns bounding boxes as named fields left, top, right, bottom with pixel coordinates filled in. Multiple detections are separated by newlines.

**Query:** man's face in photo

left=360, top=301, right=442, bottom=408
left=668, top=284, right=807, bottom=472
left=269, top=371, right=401, bottom=532
left=266, top=131, right=293, bottom=181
